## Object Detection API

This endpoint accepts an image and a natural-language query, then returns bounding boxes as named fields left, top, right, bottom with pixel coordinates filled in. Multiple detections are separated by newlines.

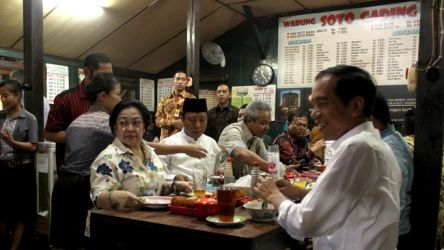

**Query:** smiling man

left=256, top=65, right=402, bottom=249
left=218, top=101, right=271, bottom=178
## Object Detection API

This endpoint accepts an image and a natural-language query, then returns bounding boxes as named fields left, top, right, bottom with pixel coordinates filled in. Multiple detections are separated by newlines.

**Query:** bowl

left=243, top=200, right=277, bottom=222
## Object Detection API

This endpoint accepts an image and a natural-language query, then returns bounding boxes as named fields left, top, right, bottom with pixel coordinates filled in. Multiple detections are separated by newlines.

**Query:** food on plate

left=184, top=196, right=198, bottom=208
left=171, top=195, right=188, bottom=207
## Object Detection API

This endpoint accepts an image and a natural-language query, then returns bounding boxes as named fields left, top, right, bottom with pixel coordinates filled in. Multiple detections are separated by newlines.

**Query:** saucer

left=206, top=215, right=246, bottom=227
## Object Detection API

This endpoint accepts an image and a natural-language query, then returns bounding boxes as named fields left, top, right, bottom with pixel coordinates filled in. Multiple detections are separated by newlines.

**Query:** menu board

left=46, top=63, right=69, bottom=104
left=278, top=1, right=420, bottom=88
left=139, top=78, right=155, bottom=111
left=199, top=89, right=217, bottom=110
left=157, top=78, right=174, bottom=104
left=232, top=85, right=276, bottom=120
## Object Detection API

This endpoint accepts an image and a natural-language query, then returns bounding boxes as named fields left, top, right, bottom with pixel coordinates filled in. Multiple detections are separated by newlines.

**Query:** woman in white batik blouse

left=90, top=100, right=192, bottom=209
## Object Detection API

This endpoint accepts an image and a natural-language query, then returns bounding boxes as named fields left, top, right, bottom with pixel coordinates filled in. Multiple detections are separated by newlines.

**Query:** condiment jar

left=195, top=194, right=219, bottom=220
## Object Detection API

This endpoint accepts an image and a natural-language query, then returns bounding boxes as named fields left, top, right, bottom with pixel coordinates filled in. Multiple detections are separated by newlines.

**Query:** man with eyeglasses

left=155, top=71, right=195, bottom=140
left=273, top=111, right=325, bottom=168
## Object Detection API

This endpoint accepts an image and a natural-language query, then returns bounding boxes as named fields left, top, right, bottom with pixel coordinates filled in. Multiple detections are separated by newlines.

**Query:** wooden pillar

left=23, top=0, right=44, bottom=141
left=410, top=0, right=444, bottom=248
left=187, top=0, right=200, bottom=97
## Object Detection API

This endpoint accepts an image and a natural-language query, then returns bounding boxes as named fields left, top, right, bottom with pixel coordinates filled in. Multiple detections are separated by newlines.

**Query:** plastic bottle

left=250, top=161, right=260, bottom=198
left=223, top=157, right=235, bottom=185
left=267, top=145, right=280, bottom=180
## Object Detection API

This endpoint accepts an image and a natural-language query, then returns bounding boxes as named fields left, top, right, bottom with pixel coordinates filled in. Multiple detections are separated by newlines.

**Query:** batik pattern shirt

left=273, top=131, right=315, bottom=166
left=90, top=138, right=165, bottom=201
left=155, top=91, right=195, bottom=140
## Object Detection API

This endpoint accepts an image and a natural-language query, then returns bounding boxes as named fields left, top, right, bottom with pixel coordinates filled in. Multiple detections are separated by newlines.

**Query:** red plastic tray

left=168, top=205, right=198, bottom=217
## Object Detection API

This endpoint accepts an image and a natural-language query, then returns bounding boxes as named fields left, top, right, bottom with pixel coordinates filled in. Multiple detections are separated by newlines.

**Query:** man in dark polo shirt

left=44, top=53, right=113, bottom=170
left=205, top=83, right=239, bottom=141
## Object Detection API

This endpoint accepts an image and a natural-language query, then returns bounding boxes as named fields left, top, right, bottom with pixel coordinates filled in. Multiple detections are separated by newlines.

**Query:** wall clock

left=252, top=64, right=274, bottom=86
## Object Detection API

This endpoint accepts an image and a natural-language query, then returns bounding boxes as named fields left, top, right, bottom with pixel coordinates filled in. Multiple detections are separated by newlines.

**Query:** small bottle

left=267, top=146, right=279, bottom=180
left=223, top=157, right=235, bottom=185
left=250, top=161, right=260, bottom=198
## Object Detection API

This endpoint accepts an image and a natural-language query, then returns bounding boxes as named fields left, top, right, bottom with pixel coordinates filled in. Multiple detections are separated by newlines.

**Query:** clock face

left=252, top=64, right=274, bottom=86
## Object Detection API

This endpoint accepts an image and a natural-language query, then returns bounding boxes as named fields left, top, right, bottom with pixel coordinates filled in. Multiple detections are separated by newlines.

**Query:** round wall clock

left=252, top=64, right=274, bottom=86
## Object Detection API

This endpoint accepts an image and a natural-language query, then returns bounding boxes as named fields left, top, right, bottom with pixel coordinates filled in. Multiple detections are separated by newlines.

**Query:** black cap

left=182, top=98, right=208, bottom=113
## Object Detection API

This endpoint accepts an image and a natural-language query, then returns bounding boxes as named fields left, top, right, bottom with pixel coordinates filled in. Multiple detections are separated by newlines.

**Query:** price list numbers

left=371, top=39, right=387, bottom=77
left=336, top=41, right=349, bottom=65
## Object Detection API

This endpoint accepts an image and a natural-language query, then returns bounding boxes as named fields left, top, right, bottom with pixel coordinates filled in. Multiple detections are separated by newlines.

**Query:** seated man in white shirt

left=256, top=65, right=402, bottom=249
left=159, top=98, right=222, bottom=181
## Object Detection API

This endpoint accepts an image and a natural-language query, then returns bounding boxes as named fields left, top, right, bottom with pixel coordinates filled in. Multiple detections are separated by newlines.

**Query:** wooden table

left=90, top=207, right=301, bottom=250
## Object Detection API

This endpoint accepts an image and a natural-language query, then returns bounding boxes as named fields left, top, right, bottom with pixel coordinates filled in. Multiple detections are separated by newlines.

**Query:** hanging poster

left=139, top=78, right=155, bottom=111
left=46, top=63, right=69, bottom=104
left=157, top=78, right=174, bottom=103
left=199, top=89, right=217, bottom=110
left=232, top=85, right=276, bottom=120
left=278, top=1, right=420, bottom=88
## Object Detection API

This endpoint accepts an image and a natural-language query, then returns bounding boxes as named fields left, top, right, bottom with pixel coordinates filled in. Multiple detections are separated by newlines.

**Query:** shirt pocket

left=14, top=126, right=28, bottom=141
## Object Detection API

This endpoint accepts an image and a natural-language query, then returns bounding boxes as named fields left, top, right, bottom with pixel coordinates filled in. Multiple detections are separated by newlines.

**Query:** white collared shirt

left=277, top=122, right=401, bottom=249
left=158, top=129, right=222, bottom=180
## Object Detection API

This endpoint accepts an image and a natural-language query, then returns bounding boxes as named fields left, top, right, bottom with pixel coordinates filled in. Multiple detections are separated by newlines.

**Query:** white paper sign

left=46, top=63, right=69, bottom=104
left=139, top=78, right=155, bottom=111
left=157, top=78, right=174, bottom=104
left=36, top=153, right=49, bottom=173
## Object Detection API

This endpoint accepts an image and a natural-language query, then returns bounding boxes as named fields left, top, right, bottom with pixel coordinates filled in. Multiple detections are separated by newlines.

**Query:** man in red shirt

left=44, top=53, right=113, bottom=169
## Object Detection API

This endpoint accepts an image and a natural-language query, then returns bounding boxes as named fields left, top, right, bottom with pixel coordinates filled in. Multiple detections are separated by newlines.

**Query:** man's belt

left=0, top=159, right=33, bottom=167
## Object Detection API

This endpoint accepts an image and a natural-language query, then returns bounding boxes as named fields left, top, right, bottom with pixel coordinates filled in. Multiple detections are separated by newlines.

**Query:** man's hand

left=255, top=177, right=287, bottom=208
left=275, top=179, right=309, bottom=202
left=183, top=144, right=207, bottom=158
left=173, top=174, right=190, bottom=182
left=175, top=181, right=193, bottom=193
left=311, top=139, right=326, bottom=153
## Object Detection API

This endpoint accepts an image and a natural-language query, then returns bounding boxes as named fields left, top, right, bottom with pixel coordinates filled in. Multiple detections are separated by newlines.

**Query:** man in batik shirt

left=155, top=71, right=195, bottom=140
left=273, top=112, right=325, bottom=167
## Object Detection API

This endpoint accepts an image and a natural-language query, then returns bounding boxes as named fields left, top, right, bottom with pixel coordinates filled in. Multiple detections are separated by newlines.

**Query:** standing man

left=159, top=98, right=222, bottom=180
left=205, top=84, right=238, bottom=141
left=256, top=65, right=401, bottom=249
left=44, top=53, right=112, bottom=169
left=371, top=93, right=414, bottom=249
left=218, top=101, right=271, bottom=179
left=155, top=71, right=195, bottom=140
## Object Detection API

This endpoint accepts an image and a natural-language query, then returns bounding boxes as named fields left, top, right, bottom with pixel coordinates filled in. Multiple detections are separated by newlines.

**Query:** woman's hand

left=0, top=129, right=13, bottom=145
left=112, top=191, right=142, bottom=209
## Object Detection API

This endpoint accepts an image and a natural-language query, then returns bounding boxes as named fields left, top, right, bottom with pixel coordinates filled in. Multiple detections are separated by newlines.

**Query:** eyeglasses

left=117, top=119, right=143, bottom=129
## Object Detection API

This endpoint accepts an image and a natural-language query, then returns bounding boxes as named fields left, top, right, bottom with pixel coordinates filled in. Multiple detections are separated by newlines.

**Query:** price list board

left=46, top=63, right=69, bottom=104
left=278, top=1, right=420, bottom=88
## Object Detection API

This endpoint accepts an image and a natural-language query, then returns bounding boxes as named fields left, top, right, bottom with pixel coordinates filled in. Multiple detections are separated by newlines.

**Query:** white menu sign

left=278, top=1, right=420, bottom=88
left=139, top=78, right=155, bottom=111
left=46, top=63, right=69, bottom=104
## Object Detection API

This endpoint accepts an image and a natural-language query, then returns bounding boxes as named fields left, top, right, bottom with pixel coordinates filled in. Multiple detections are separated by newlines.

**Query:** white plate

left=206, top=215, right=246, bottom=227
left=139, top=196, right=172, bottom=209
